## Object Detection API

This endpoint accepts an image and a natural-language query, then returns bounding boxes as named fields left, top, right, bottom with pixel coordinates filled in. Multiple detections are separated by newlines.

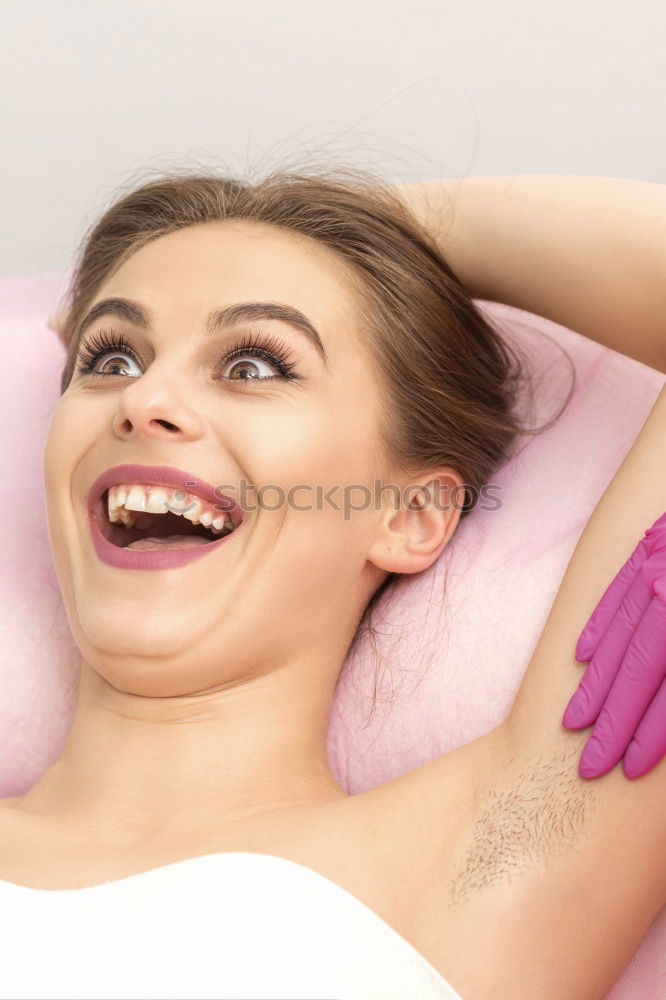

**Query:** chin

left=80, top=646, right=221, bottom=695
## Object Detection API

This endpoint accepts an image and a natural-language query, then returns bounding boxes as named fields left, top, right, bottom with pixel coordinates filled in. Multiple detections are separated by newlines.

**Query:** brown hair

left=52, top=159, right=574, bottom=719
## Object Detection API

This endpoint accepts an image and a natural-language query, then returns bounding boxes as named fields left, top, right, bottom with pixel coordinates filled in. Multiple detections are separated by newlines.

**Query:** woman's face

left=43, top=220, right=396, bottom=696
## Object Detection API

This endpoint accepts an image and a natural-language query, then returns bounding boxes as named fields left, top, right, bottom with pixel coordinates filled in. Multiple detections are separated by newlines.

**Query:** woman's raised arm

left=395, top=174, right=666, bottom=373
left=426, top=383, right=666, bottom=1000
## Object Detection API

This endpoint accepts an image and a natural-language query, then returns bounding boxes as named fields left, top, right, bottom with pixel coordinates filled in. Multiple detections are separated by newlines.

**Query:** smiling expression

left=43, top=219, right=393, bottom=695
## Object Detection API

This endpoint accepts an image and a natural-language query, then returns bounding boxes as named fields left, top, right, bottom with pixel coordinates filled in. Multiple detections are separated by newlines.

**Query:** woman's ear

left=366, top=466, right=464, bottom=575
left=47, top=308, right=69, bottom=347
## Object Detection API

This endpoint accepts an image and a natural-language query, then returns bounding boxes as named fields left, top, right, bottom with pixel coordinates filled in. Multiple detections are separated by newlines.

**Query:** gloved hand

left=562, top=511, right=666, bottom=780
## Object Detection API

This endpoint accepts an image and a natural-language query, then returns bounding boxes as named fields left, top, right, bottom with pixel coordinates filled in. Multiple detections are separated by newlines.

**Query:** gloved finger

left=642, top=544, right=666, bottom=596
left=578, top=597, right=666, bottom=777
left=564, top=567, right=653, bottom=728
left=624, top=676, right=666, bottom=778
left=575, top=536, right=651, bottom=662
left=644, top=510, right=666, bottom=541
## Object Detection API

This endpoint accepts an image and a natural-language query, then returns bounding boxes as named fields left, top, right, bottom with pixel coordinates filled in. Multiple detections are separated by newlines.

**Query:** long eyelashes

left=74, top=327, right=302, bottom=383
left=218, top=329, right=301, bottom=381
left=75, top=329, right=138, bottom=375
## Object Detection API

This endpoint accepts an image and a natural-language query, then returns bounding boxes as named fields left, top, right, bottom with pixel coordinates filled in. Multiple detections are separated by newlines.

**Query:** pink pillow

left=0, top=268, right=663, bottom=999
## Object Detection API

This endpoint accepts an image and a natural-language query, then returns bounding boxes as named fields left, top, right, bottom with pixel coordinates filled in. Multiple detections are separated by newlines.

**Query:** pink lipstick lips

left=86, top=464, right=243, bottom=571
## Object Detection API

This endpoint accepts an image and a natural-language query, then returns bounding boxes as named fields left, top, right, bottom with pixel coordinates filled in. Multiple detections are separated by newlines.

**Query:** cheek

left=42, top=398, right=97, bottom=535
left=43, top=400, right=75, bottom=498
left=244, top=402, right=379, bottom=492
left=240, top=409, right=380, bottom=564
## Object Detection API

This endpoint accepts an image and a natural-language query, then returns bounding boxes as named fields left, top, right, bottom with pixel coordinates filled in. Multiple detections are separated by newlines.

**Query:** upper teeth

left=107, top=484, right=235, bottom=534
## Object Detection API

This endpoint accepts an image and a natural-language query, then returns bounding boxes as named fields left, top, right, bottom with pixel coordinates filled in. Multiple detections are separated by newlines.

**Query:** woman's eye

left=220, top=355, right=281, bottom=381
left=93, top=352, right=142, bottom=378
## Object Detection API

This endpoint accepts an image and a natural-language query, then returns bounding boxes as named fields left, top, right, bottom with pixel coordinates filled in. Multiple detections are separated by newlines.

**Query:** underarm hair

left=448, top=733, right=600, bottom=909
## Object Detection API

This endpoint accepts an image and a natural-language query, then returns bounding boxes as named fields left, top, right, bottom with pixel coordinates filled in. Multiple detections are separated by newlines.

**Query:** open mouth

left=96, top=489, right=235, bottom=551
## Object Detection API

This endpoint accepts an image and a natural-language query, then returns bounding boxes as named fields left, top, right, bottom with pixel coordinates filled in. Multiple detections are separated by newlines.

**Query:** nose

left=111, top=370, right=205, bottom=442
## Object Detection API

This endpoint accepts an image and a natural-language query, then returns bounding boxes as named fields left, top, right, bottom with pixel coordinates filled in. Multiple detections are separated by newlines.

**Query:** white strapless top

left=0, top=851, right=464, bottom=1000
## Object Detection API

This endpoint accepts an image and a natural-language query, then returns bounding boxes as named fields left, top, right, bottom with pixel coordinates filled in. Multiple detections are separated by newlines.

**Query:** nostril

left=155, top=419, right=179, bottom=432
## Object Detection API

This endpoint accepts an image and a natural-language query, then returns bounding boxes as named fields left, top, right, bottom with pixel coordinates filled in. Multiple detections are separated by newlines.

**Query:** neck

left=17, top=658, right=348, bottom=849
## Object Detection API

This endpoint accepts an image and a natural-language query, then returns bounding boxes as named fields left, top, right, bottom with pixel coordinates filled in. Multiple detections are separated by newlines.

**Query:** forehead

left=100, top=219, right=365, bottom=334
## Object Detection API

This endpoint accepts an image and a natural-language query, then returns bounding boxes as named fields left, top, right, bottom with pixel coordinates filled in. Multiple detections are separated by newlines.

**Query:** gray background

left=2, top=0, right=664, bottom=279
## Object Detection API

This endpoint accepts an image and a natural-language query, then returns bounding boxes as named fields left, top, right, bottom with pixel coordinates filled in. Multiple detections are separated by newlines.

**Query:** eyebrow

left=77, top=297, right=328, bottom=368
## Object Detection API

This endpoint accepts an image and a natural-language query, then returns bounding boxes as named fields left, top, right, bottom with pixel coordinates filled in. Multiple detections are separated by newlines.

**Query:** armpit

left=447, top=734, right=601, bottom=910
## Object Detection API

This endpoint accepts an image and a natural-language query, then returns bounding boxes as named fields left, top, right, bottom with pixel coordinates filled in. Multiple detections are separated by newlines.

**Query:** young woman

left=0, top=168, right=663, bottom=1000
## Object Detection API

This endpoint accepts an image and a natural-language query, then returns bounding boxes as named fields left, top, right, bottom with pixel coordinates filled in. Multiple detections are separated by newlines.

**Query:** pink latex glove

left=562, top=511, right=666, bottom=780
